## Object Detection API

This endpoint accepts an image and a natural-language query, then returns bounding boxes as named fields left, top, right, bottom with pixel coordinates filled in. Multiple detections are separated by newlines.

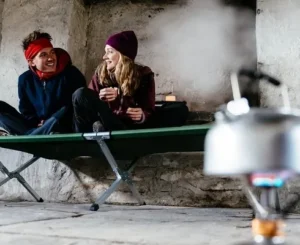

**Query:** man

left=0, top=30, right=86, bottom=135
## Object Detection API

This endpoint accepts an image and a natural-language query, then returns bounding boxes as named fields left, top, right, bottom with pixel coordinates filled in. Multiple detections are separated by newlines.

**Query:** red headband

left=24, top=38, right=53, bottom=60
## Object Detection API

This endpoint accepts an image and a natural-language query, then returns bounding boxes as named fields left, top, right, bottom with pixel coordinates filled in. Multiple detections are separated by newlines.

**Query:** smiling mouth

left=46, top=62, right=55, bottom=67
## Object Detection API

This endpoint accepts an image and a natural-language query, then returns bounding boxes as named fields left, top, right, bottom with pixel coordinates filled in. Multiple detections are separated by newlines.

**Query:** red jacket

left=88, top=65, right=155, bottom=124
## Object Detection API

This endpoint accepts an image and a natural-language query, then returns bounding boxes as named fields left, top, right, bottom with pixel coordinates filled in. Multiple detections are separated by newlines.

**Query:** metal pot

left=204, top=69, right=300, bottom=175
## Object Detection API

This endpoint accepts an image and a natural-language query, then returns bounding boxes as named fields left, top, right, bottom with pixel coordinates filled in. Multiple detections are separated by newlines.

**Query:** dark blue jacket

left=18, top=64, right=86, bottom=127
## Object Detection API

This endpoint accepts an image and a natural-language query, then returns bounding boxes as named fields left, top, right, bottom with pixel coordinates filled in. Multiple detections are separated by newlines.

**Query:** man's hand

left=99, top=87, right=118, bottom=102
left=126, top=107, right=143, bottom=121
left=38, top=120, right=44, bottom=127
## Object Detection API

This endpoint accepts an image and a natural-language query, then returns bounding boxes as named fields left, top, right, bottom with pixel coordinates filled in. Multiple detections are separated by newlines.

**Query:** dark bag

left=153, top=101, right=189, bottom=127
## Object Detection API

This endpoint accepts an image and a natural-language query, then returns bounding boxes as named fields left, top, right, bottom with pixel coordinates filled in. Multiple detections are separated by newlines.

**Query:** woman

left=72, top=30, right=155, bottom=132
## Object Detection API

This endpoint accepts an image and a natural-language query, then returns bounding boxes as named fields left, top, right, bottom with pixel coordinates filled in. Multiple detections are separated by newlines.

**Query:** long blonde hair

left=96, top=53, right=140, bottom=96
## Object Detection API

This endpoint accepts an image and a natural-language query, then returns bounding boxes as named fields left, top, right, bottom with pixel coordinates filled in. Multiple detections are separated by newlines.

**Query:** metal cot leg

left=0, top=156, right=43, bottom=202
left=89, top=139, right=145, bottom=211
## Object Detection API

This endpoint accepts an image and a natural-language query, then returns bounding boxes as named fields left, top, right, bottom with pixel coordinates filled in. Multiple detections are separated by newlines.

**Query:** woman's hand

left=99, top=87, right=118, bottom=102
left=126, top=107, right=144, bottom=121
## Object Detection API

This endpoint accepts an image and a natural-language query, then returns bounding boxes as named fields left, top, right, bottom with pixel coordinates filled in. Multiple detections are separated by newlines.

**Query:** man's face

left=30, top=47, right=57, bottom=73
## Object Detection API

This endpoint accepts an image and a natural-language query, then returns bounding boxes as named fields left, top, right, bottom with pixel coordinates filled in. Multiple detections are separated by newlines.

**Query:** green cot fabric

left=111, top=125, right=209, bottom=139
left=0, top=133, right=83, bottom=143
left=0, top=124, right=211, bottom=161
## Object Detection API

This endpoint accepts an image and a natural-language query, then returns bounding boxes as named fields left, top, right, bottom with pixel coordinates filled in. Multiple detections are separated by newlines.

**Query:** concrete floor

left=0, top=202, right=299, bottom=245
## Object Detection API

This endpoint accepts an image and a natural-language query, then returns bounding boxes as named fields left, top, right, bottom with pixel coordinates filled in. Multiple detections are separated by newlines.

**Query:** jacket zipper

left=42, top=80, right=46, bottom=119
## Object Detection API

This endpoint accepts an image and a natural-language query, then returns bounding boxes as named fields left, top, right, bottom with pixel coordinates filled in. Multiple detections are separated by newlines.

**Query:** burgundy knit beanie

left=106, top=30, right=138, bottom=61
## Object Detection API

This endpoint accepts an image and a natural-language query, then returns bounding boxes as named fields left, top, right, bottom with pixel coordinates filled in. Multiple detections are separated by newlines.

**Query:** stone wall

left=0, top=0, right=4, bottom=49
left=257, top=0, right=300, bottom=108
left=0, top=149, right=248, bottom=208
left=67, top=0, right=89, bottom=73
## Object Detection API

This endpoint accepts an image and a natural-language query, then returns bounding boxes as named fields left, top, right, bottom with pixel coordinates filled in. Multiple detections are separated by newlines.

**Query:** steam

left=145, top=0, right=256, bottom=110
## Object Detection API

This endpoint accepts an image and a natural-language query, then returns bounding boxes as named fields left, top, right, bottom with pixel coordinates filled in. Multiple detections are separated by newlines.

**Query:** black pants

left=72, top=88, right=189, bottom=133
left=72, top=87, right=126, bottom=133
left=0, top=101, right=70, bottom=135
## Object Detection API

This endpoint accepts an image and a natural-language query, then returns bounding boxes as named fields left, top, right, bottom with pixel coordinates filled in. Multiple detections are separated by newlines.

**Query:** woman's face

left=103, top=45, right=120, bottom=71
